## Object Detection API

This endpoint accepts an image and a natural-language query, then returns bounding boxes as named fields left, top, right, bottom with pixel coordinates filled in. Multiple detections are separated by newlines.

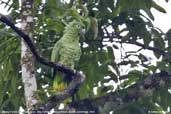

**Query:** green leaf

left=113, top=0, right=152, bottom=17
left=159, top=88, right=171, bottom=110
left=151, top=1, right=166, bottom=13
left=153, top=38, right=165, bottom=59
left=138, top=53, right=148, bottom=63
left=67, top=8, right=82, bottom=21
left=78, top=48, right=116, bottom=99
left=151, top=28, right=165, bottom=58
left=143, top=32, right=151, bottom=47
left=143, top=9, right=154, bottom=20
left=121, top=70, right=142, bottom=86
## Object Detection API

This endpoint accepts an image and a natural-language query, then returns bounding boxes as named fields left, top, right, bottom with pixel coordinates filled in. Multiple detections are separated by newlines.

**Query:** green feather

left=51, top=20, right=85, bottom=92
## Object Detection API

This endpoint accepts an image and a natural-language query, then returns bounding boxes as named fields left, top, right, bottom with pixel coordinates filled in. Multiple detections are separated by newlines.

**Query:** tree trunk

left=20, top=0, right=37, bottom=112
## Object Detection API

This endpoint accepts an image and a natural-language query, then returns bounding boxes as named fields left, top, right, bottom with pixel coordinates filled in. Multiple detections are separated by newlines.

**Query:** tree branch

left=0, top=0, right=11, bottom=7
left=32, top=74, right=85, bottom=114
left=110, top=25, right=167, bottom=56
left=126, top=40, right=165, bottom=56
left=68, top=71, right=171, bottom=113
left=0, top=14, right=85, bottom=111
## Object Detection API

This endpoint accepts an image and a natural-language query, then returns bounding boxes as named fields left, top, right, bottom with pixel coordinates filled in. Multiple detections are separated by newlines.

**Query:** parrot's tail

left=53, top=73, right=67, bottom=92
left=52, top=71, right=72, bottom=92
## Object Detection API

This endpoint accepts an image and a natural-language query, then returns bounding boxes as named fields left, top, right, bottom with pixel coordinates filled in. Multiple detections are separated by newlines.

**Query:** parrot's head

left=68, top=20, right=86, bottom=39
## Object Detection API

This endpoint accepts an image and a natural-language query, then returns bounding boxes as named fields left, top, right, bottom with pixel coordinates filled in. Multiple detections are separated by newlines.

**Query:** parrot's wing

left=74, top=48, right=82, bottom=70
left=51, top=41, right=62, bottom=78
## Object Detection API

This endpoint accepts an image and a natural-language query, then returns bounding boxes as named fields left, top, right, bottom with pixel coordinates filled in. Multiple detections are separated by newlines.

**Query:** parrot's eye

left=76, top=24, right=81, bottom=28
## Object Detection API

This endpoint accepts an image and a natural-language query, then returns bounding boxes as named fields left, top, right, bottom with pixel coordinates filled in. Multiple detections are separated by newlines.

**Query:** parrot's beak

left=81, top=28, right=86, bottom=34
left=79, top=28, right=86, bottom=39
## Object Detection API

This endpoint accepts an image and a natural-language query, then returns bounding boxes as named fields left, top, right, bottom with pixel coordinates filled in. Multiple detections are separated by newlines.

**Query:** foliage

left=0, top=0, right=171, bottom=113
left=0, top=22, right=24, bottom=110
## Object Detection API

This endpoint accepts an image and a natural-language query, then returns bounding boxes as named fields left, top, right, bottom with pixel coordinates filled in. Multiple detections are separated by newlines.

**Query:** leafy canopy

left=0, top=0, right=171, bottom=113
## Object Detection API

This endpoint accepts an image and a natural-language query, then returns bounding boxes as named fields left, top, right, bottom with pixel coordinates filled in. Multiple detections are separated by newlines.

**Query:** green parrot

left=51, top=20, right=85, bottom=92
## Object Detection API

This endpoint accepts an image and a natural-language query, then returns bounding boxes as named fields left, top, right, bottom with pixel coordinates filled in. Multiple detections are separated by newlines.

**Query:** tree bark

left=20, top=0, right=38, bottom=112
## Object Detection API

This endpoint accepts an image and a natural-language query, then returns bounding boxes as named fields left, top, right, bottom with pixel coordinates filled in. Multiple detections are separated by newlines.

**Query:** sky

left=152, top=0, right=171, bottom=32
